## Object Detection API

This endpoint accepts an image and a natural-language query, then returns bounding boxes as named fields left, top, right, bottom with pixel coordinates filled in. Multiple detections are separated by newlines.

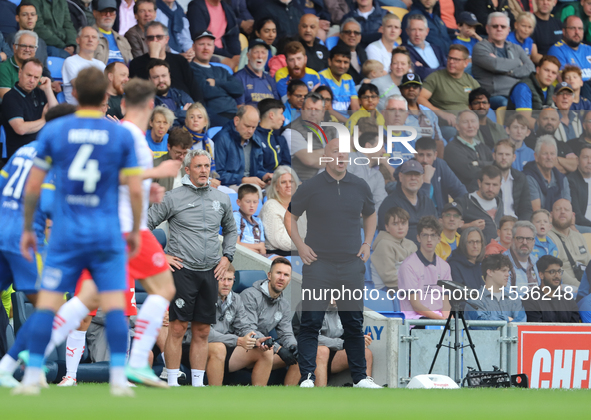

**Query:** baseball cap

left=442, top=202, right=463, bottom=217
left=458, top=12, right=481, bottom=26
left=399, top=159, right=424, bottom=174
left=554, top=81, right=574, bottom=94
left=93, top=0, right=117, bottom=11
left=248, top=38, right=271, bottom=51
left=400, top=73, right=422, bottom=87
left=194, top=30, right=216, bottom=41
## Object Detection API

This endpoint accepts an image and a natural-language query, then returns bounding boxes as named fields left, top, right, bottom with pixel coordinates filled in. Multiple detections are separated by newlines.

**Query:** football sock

left=168, top=369, right=179, bottom=386
left=22, top=310, right=54, bottom=386
left=191, top=369, right=205, bottom=387
left=65, top=330, right=87, bottom=380
left=44, top=297, right=90, bottom=357
left=128, top=295, right=168, bottom=369
left=105, top=310, right=128, bottom=387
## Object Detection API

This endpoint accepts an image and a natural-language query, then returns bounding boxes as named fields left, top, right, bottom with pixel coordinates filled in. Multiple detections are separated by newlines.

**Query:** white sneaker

left=300, top=373, right=314, bottom=388
left=353, top=377, right=382, bottom=389
left=159, top=368, right=168, bottom=380
left=57, top=376, right=77, bottom=387
left=110, top=385, right=135, bottom=397
left=0, top=370, right=20, bottom=388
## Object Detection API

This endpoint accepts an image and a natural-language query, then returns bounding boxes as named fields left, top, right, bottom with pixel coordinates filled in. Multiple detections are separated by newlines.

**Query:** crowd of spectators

left=4, top=0, right=591, bottom=386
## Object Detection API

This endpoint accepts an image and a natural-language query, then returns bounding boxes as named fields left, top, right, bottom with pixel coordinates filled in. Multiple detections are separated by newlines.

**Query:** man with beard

left=275, top=41, right=321, bottom=101
left=524, top=135, right=572, bottom=211
left=547, top=199, right=591, bottom=287
left=468, top=87, right=506, bottom=149
left=548, top=16, right=591, bottom=82
left=493, top=139, right=533, bottom=221
left=457, top=165, right=505, bottom=245
left=444, top=110, right=493, bottom=191
left=378, top=159, right=437, bottom=245
left=523, top=255, right=580, bottom=322
left=149, top=59, right=193, bottom=127
left=524, top=107, right=578, bottom=174
left=189, top=31, right=243, bottom=127
left=234, top=39, right=279, bottom=107
left=503, top=221, right=540, bottom=294
left=105, top=61, right=129, bottom=119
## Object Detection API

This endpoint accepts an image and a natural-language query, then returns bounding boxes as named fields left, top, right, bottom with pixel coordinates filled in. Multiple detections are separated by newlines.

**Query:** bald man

left=298, top=14, right=329, bottom=72
left=211, top=104, right=272, bottom=189
left=547, top=199, right=591, bottom=288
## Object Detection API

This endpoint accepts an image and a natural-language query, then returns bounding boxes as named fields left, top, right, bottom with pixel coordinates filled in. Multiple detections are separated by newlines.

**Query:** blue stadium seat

left=207, top=126, right=222, bottom=138
left=234, top=270, right=267, bottom=293
left=56, top=91, right=66, bottom=104
left=487, top=108, right=497, bottom=123
left=290, top=256, right=303, bottom=275
left=46, top=56, right=65, bottom=81
left=11, top=292, right=35, bottom=334
left=153, top=228, right=167, bottom=249
left=210, top=62, right=234, bottom=75
left=364, top=289, right=404, bottom=317
left=1, top=126, right=6, bottom=159
left=326, top=36, right=339, bottom=50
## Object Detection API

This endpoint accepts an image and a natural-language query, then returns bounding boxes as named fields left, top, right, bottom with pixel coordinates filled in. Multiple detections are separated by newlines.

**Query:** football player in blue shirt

left=15, top=68, right=143, bottom=396
left=548, top=16, right=591, bottom=81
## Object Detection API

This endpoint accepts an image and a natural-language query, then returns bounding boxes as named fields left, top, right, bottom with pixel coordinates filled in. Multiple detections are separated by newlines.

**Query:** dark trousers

left=297, top=257, right=367, bottom=383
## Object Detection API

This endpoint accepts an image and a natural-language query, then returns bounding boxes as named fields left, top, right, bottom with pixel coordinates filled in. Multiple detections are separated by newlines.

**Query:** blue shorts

left=0, top=249, right=42, bottom=295
left=40, top=247, right=127, bottom=294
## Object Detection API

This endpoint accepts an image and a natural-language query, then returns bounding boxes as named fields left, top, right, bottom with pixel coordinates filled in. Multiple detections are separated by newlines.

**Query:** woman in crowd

left=260, top=166, right=305, bottom=256
left=447, top=227, right=487, bottom=290
left=238, top=18, right=278, bottom=71
left=183, top=102, right=216, bottom=172
left=146, top=106, right=174, bottom=158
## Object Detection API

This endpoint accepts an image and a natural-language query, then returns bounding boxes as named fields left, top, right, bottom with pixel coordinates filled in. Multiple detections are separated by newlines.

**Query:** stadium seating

left=11, top=292, right=35, bottom=334
left=364, top=289, right=404, bottom=318
left=326, top=36, right=339, bottom=50
left=46, top=56, right=65, bottom=81
left=6, top=324, right=14, bottom=350
left=56, top=92, right=66, bottom=104
left=211, top=62, right=234, bottom=75
left=233, top=270, right=267, bottom=293
left=207, top=126, right=222, bottom=138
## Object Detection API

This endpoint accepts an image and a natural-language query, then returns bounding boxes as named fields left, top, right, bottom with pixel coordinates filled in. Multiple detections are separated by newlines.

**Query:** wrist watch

left=224, top=254, right=233, bottom=263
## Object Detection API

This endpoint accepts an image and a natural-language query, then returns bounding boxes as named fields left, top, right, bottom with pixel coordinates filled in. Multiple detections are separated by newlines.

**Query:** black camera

left=262, top=337, right=274, bottom=348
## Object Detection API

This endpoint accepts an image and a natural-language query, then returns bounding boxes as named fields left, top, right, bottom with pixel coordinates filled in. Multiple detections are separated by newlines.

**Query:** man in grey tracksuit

left=147, top=149, right=237, bottom=387
left=206, top=265, right=274, bottom=386
left=240, top=258, right=300, bottom=385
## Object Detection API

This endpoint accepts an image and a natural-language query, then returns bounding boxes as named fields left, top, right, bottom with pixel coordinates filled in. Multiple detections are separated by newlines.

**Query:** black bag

left=462, top=367, right=528, bottom=388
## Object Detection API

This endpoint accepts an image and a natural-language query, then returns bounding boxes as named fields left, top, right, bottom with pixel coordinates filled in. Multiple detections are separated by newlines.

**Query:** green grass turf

left=0, top=385, right=589, bottom=420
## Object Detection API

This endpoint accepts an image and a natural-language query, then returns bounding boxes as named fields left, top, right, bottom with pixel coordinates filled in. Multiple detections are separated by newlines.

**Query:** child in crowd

left=486, top=215, right=517, bottom=255
left=146, top=106, right=174, bottom=158
left=234, top=184, right=267, bottom=256
left=347, top=83, right=384, bottom=133
left=358, top=60, right=387, bottom=88
left=366, top=13, right=402, bottom=72
left=505, top=113, right=534, bottom=171
left=452, top=12, right=482, bottom=57
left=507, top=12, right=536, bottom=56
left=562, top=65, right=591, bottom=110
left=371, top=207, right=417, bottom=311
left=184, top=103, right=215, bottom=172
left=435, top=202, right=463, bottom=260
left=531, top=209, right=559, bottom=259
left=283, top=79, right=307, bottom=125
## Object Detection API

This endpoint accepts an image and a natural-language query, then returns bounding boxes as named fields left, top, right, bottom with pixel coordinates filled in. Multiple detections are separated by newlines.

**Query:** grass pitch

left=0, top=384, right=588, bottom=420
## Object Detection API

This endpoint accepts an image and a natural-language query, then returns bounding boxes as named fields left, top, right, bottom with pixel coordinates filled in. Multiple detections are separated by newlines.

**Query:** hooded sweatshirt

left=447, top=249, right=484, bottom=290
left=370, top=231, right=417, bottom=289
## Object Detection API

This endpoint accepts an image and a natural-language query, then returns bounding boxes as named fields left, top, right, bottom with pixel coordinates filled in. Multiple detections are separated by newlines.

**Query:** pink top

left=398, top=252, right=450, bottom=320
left=205, top=0, right=227, bottom=50
left=119, top=0, right=137, bottom=36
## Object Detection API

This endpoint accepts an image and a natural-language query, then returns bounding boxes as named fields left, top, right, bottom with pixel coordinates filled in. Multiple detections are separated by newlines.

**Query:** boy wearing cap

left=234, top=39, right=280, bottom=107
left=435, top=202, right=463, bottom=261
left=452, top=12, right=482, bottom=58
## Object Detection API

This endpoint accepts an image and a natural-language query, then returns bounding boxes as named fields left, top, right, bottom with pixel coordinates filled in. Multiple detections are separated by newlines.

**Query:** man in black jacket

left=336, top=18, right=367, bottom=84
left=493, top=139, right=533, bottom=221
left=129, top=21, right=202, bottom=102
left=298, top=14, right=328, bottom=73
left=248, top=0, right=302, bottom=41
left=523, top=255, right=580, bottom=323
left=457, top=165, right=504, bottom=245
left=567, top=144, right=591, bottom=232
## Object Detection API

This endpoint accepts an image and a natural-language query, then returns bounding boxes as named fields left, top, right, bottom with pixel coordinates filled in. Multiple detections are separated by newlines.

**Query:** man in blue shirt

left=548, top=15, right=591, bottom=81
left=16, top=67, right=143, bottom=396
left=234, top=38, right=279, bottom=107
left=149, top=59, right=193, bottom=127
left=319, top=46, right=359, bottom=117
